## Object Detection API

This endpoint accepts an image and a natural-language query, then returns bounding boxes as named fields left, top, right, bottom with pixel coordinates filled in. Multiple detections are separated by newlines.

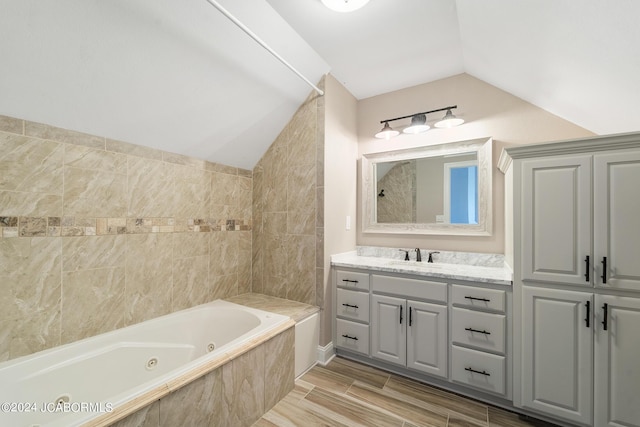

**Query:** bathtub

left=0, top=300, right=292, bottom=427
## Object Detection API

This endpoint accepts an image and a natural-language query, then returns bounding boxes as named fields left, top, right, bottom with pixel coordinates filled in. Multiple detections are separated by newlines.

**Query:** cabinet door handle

left=399, top=305, right=403, bottom=324
left=584, top=256, right=590, bottom=282
left=409, top=307, right=413, bottom=326
left=342, top=279, right=359, bottom=284
left=464, top=296, right=490, bottom=302
left=465, top=367, right=490, bottom=376
left=601, top=257, right=607, bottom=284
left=602, top=303, right=608, bottom=331
left=464, top=327, right=491, bottom=335
left=341, top=303, right=359, bottom=309
left=341, top=334, right=359, bottom=341
left=585, top=300, right=590, bottom=328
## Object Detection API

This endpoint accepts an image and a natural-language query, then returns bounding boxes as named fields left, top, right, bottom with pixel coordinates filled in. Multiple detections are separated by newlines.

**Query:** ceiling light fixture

left=321, top=0, right=370, bottom=13
left=375, top=105, right=463, bottom=139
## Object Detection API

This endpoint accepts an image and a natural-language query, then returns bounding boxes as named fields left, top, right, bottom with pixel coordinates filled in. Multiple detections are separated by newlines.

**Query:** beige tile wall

left=252, top=81, right=325, bottom=307
left=0, top=115, right=252, bottom=362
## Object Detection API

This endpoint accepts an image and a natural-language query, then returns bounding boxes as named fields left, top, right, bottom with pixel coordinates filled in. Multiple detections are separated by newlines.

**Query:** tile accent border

left=0, top=216, right=251, bottom=238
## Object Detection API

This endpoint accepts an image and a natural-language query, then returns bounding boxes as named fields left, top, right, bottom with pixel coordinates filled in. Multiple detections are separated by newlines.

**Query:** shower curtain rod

left=203, top=0, right=325, bottom=96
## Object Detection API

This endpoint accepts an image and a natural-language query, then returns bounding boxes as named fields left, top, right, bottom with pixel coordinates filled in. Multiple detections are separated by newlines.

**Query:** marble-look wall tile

left=173, top=255, right=210, bottom=310
left=238, top=230, right=252, bottom=295
left=0, top=132, right=64, bottom=194
left=127, top=157, right=176, bottom=217
left=110, top=400, right=160, bottom=427
left=210, top=231, right=238, bottom=277
left=222, top=345, right=265, bottom=427
left=24, top=121, right=105, bottom=149
left=264, top=327, right=295, bottom=411
left=62, top=235, right=126, bottom=272
left=173, top=232, right=209, bottom=259
left=0, top=237, right=61, bottom=321
left=159, top=368, right=221, bottom=427
left=125, top=233, right=173, bottom=324
left=210, top=273, right=238, bottom=300
left=162, top=151, right=208, bottom=170
left=287, top=235, right=315, bottom=305
left=2, top=309, right=60, bottom=360
left=174, top=165, right=211, bottom=219
left=237, top=176, right=252, bottom=220
left=64, top=145, right=127, bottom=174
left=106, top=138, right=163, bottom=161
left=63, top=166, right=127, bottom=217
left=263, top=145, right=288, bottom=213
left=0, top=115, right=23, bottom=134
left=0, top=191, right=62, bottom=217
left=288, top=101, right=317, bottom=168
left=61, top=267, right=125, bottom=343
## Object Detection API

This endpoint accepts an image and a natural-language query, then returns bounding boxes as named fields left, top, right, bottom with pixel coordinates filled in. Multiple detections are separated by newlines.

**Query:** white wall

left=322, top=74, right=358, bottom=345
left=356, top=73, right=595, bottom=254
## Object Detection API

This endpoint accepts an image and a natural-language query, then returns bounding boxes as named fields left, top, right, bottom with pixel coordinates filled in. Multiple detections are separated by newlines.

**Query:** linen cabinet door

left=594, top=295, right=640, bottom=427
left=407, top=300, right=447, bottom=378
left=371, top=294, right=406, bottom=366
left=520, top=156, right=592, bottom=286
left=520, top=287, right=593, bottom=425
left=594, top=151, right=640, bottom=292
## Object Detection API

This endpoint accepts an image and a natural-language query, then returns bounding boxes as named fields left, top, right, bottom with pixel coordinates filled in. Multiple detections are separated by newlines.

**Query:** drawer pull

left=342, top=279, right=359, bottom=284
left=465, top=367, right=490, bottom=376
left=464, top=296, right=491, bottom=302
left=464, top=327, right=491, bottom=335
left=341, top=303, right=359, bottom=309
left=341, top=334, right=359, bottom=341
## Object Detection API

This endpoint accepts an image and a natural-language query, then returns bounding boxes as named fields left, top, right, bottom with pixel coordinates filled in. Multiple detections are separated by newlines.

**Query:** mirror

left=362, top=137, right=492, bottom=235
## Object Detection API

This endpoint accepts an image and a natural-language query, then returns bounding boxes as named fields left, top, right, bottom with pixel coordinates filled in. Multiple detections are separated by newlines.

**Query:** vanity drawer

left=336, top=270, right=370, bottom=291
left=452, top=308, right=506, bottom=354
left=451, top=284, right=506, bottom=313
left=337, top=288, right=370, bottom=322
left=451, top=345, right=506, bottom=395
left=372, top=274, right=447, bottom=303
left=336, top=319, right=369, bottom=355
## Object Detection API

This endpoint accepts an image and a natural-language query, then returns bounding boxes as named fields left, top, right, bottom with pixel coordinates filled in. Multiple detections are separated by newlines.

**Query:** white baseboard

left=317, top=342, right=335, bottom=366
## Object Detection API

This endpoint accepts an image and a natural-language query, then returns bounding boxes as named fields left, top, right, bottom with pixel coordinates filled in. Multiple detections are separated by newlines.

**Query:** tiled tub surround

left=0, top=114, right=254, bottom=363
left=0, top=300, right=295, bottom=427
left=332, top=246, right=513, bottom=285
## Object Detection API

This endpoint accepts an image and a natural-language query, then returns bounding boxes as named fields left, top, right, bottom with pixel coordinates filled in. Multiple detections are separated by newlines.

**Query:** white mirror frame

left=362, top=137, right=493, bottom=236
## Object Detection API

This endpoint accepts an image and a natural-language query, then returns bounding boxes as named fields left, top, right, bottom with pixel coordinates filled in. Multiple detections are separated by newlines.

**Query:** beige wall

left=0, top=115, right=252, bottom=363
left=357, top=73, right=595, bottom=253
left=322, top=75, right=358, bottom=345
left=251, top=81, right=324, bottom=307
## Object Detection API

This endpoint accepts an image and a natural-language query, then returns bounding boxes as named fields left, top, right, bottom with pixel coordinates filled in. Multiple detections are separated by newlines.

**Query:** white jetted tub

left=0, top=300, right=291, bottom=427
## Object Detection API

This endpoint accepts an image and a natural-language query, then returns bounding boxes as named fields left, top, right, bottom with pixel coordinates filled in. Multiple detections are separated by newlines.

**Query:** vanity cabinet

left=503, top=133, right=640, bottom=427
left=451, top=284, right=508, bottom=396
left=370, top=274, right=448, bottom=378
left=335, top=270, right=370, bottom=355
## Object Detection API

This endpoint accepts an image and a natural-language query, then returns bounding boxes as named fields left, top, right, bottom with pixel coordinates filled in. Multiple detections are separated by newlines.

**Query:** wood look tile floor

left=254, top=357, right=559, bottom=427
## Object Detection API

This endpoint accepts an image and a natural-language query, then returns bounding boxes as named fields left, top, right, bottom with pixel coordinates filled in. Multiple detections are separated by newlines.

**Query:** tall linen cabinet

left=500, top=133, right=640, bottom=427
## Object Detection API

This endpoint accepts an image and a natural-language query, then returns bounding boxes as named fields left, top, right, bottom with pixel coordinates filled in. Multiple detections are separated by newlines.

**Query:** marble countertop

left=331, top=251, right=513, bottom=286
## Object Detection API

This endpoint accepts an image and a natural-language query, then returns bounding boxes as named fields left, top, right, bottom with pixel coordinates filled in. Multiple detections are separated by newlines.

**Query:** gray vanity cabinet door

left=520, top=155, right=592, bottom=286
left=594, top=151, right=640, bottom=292
left=407, top=300, right=447, bottom=378
left=521, top=286, right=593, bottom=426
left=371, top=294, right=406, bottom=366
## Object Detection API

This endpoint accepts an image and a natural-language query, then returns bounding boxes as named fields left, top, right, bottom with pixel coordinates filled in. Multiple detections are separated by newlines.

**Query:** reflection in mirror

left=362, top=137, right=492, bottom=236
left=375, top=153, right=478, bottom=224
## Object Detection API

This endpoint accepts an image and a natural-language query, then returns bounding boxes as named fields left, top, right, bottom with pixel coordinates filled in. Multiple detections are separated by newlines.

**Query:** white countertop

left=331, top=251, right=513, bottom=286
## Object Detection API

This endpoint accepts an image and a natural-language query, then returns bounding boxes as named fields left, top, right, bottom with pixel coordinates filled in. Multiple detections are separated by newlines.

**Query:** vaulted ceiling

left=1, top=0, right=639, bottom=169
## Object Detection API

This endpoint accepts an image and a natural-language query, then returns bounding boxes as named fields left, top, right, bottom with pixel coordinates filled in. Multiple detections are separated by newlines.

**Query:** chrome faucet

left=428, top=251, right=440, bottom=263
left=415, top=248, right=422, bottom=262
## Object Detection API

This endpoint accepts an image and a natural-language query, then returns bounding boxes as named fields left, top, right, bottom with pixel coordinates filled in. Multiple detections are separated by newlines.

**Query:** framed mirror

left=362, top=137, right=492, bottom=235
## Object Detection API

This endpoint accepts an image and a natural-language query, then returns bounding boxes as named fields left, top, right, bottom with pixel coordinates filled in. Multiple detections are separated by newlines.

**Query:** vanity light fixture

left=375, top=105, right=464, bottom=139
left=321, top=0, right=370, bottom=13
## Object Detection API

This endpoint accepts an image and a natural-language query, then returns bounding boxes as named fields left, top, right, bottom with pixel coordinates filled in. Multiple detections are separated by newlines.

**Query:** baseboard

left=317, top=342, right=335, bottom=366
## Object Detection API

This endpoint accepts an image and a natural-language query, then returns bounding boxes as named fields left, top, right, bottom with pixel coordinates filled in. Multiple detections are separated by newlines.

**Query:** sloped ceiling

left=1, top=0, right=639, bottom=170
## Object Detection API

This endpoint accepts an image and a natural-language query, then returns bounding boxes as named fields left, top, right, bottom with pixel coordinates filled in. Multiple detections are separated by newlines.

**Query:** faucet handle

left=399, top=249, right=410, bottom=261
